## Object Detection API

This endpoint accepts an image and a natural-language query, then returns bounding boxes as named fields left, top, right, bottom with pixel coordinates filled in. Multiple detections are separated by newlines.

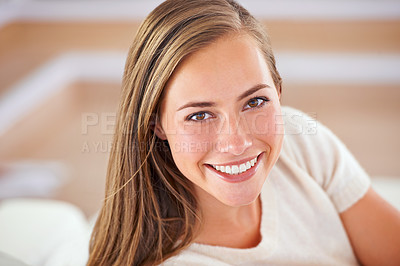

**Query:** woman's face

left=156, top=34, right=284, bottom=207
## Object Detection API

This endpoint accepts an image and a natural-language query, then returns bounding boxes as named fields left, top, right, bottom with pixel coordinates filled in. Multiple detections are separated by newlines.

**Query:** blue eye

left=187, top=112, right=212, bottom=122
left=244, top=97, right=269, bottom=110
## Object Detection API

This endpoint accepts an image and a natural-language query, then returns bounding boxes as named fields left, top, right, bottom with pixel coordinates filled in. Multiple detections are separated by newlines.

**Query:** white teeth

left=211, top=155, right=259, bottom=175
left=239, top=164, right=246, bottom=173
left=232, top=165, right=239, bottom=174
left=225, top=166, right=231, bottom=174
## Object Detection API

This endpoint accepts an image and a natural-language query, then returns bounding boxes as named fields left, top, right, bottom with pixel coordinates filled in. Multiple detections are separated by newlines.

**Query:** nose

left=217, top=114, right=252, bottom=156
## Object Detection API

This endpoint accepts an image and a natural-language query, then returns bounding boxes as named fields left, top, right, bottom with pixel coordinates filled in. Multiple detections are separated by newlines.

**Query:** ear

left=153, top=121, right=167, bottom=140
left=277, top=84, right=282, bottom=101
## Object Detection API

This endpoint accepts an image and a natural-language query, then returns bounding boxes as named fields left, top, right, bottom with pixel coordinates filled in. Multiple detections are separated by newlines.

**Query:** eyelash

left=243, top=96, right=269, bottom=110
left=185, top=96, right=270, bottom=122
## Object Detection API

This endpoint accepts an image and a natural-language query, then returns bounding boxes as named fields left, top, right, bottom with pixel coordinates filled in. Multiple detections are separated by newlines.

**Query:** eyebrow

left=237, top=83, right=270, bottom=101
left=176, top=83, right=270, bottom=112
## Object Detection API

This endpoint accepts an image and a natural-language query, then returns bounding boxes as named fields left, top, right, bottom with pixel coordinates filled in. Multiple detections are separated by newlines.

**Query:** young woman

left=88, top=0, right=400, bottom=265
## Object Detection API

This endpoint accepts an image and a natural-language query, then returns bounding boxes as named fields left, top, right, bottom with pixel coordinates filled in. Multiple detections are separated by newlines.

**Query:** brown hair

left=88, top=0, right=282, bottom=265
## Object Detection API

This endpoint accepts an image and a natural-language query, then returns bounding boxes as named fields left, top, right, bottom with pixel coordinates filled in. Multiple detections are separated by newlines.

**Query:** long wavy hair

left=87, top=0, right=282, bottom=265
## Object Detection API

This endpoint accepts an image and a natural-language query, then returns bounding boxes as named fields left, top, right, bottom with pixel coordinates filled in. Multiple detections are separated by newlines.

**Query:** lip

left=205, top=152, right=264, bottom=183
left=208, top=153, right=260, bottom=167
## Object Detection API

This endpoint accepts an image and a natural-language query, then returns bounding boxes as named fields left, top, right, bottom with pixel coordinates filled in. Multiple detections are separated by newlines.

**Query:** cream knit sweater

left=163, top=106, right=370, bottom=266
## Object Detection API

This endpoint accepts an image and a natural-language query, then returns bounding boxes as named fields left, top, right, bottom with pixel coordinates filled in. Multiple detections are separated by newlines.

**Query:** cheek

left=248, top=107, right=284, bottom=139
left=167, top=127, right=215, bottom=174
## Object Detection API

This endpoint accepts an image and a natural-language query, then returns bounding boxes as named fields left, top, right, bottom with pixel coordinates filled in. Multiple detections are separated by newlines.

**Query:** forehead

left=161, top=33, right=273, bottom=109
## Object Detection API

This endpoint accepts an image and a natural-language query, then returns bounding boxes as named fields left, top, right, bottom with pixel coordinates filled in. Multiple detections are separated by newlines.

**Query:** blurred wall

left=0, top=0, right=399, bottom=216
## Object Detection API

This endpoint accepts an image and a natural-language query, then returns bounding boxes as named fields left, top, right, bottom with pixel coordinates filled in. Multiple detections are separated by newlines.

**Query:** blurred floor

left=0, top=20, right=399, bottom=217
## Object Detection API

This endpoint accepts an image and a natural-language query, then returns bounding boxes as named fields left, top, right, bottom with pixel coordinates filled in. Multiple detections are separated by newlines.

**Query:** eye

left=187, top=112, right=213, bottom=122
left=244, top=97, right=269, bottom=110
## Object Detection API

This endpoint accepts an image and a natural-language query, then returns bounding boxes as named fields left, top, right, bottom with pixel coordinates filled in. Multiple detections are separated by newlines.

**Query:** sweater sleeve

left=281, top=106, right=371, bottom=213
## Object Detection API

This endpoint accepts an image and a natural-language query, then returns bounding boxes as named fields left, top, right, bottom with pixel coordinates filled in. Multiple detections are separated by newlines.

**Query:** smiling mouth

left=209, top=156, right=258, bottom=175
left=205, top=152, right=264, bottom=183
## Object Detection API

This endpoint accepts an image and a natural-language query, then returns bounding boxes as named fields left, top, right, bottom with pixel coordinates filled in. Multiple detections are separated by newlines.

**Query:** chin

left=217, top=189, right=261, bottom=207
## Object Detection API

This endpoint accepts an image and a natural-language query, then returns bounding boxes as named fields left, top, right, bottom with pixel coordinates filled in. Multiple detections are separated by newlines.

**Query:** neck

left=194, top=189, right=262, bottom=249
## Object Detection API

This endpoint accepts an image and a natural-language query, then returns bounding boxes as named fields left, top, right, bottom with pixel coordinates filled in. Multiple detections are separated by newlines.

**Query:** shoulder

left=279, top=106, right=371, bottom=213
left=281, top=106, right=318, bottom=136
left=161, top=250, right=230, bottom=266
left=280, top=106, right=357, bottom=171
left=279, top=106, right=340, bottom=173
